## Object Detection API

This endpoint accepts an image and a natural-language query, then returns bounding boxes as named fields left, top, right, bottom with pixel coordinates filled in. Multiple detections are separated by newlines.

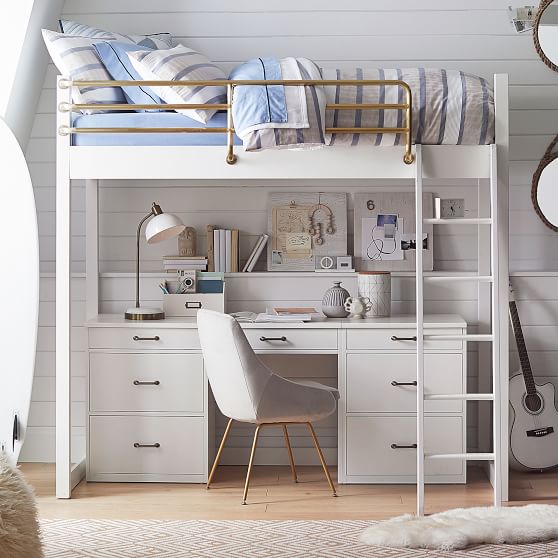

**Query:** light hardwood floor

left=21, top=464, right=557, bottom=520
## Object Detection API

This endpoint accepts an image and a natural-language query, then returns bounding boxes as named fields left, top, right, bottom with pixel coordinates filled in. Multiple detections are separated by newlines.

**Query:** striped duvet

left=242, top=67, right=494, bottom=150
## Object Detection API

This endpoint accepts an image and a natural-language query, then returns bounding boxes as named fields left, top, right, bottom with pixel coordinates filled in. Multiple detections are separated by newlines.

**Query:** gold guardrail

left=58, top=79, right=414, bottom=165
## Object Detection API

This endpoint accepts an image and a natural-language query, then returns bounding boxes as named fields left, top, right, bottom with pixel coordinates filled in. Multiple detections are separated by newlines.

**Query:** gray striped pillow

left=128, top=44, right=226, bottom=123
left=42, top=29, right=126, bottom=111
left=58, top=19, right=173, bottom=50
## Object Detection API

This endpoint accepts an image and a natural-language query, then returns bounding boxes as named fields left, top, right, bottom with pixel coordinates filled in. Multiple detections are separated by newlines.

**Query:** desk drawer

left=244, top=329, right=338, bottom=351
left=89, top=415, right=205, bottom=475
left=89, top=327, right=200, bottom=350
left=346, top=353, right=463, bottom=413
left=346, top=415, right=464, bottom=478
left=346, top=328, right=462, bottom=351
left=90, top=353, right=204, bottom=413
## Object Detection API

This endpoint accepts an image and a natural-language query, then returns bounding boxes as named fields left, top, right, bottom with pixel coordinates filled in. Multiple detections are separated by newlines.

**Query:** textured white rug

left=361, top=505, right=558, bottom=551
left=40, top=517, right=558, bottom=557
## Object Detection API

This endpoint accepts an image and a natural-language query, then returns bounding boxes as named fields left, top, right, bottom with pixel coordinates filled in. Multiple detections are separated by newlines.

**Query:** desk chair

left=197, top=309, right=339, bottom=504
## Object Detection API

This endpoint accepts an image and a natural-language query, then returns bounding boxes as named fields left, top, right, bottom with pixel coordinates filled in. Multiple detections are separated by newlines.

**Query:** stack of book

left=163, top=255, right=208, bottom=272
left=207, top=226, right=239, bottom=272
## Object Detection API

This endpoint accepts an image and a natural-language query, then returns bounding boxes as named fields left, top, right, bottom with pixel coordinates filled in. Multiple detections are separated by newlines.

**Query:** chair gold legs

left=306, top=422, right=337, bottom=496
left=282, top=425, right=298, bottom=482
left=207, top=419, right=336, bottom=504
left=242, top=424, right=262, bottom=505
left=207, top=418, right=234, bottom=489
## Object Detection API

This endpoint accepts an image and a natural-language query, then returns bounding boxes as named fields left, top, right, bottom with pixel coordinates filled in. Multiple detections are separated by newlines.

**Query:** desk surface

left=86, top=314, right=466, bottom=329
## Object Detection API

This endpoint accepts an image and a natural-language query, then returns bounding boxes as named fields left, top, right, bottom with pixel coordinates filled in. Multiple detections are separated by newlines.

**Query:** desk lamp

left=125, top=202, right=185, bottom=320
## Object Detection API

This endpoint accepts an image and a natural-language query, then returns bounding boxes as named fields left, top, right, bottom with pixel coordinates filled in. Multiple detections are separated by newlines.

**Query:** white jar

left=357, top=272, right=391, bottom=317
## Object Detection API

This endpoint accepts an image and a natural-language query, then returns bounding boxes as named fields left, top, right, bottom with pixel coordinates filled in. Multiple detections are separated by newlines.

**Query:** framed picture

left=267, top=192, right=347, bottom=271
left=354, top=192, right=434, bottom=271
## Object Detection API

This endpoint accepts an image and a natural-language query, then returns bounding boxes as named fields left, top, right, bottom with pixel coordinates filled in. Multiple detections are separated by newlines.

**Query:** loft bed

left=55, top=73, right=510, bottom=516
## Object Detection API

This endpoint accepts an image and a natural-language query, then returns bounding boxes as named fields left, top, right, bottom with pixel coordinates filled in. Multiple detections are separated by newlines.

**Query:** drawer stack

left=87, top=326, right=208, bottom=483
left=341, top=327, right=466, bottom=484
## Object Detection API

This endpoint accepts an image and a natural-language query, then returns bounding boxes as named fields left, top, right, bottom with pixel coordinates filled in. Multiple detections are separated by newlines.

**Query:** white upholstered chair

left=197, top=309, right=339, bottom=504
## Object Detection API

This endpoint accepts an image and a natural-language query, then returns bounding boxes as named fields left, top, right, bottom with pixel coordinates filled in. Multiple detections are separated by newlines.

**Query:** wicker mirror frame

left=532, top=135, right=558, bottom=232
left=534, top=0, right=558, bottom=72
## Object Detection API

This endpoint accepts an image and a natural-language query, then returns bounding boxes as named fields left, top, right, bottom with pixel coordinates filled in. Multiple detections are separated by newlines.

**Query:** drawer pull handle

left=391, top=443, right=417, bottom=450
left=391, top=380, right=418, bottom=387
left=391, top=335, right=417, bottom=342
left=134, top=442, right=161, bottom=448
left=133, top=380, right=161, bottom=386
left=132, top=335, right=160, bottom=341
left=259, top=336, right=287, bottom=342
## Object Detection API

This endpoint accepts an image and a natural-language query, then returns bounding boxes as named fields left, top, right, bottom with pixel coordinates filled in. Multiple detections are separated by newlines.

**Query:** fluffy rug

left=40, top=518, right=558, bottom=557
left=0, top=453, right=42, bottom=558
left=360, top=504, right=558, bottom=550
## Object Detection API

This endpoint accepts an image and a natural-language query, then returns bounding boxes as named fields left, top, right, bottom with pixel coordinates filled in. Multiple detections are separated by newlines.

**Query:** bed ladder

left=414, top=144, right=502, bottom=516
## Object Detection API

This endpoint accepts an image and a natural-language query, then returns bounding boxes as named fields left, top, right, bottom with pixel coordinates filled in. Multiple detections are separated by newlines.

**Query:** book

left=207, top=225, right=215, bottom=272
left=213, top=229, right=220, bottom=272
left=244, top=234, right=268, bottom=272
left=219, top=229, right=226, bottom=273
left=273, top=307, right=318, bottom=315
left=225, top=229, right=232, bottom=273
left=231, top=229, right=239, bottom=272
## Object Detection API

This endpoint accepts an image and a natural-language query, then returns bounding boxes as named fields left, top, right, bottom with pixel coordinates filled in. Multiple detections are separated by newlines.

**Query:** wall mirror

left=534, top=0, right=558, bottom=71
left=532, top=137, right=558, bottom=231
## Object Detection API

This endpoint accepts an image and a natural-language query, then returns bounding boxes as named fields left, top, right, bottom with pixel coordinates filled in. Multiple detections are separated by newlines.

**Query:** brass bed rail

left=58, top=79, right=414, bottom=165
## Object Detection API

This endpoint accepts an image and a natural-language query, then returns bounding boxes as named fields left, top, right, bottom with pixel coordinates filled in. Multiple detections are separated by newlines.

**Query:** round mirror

left=535, top=0, right=558, bottom=71
left=533, top=155, right=558, bottom=231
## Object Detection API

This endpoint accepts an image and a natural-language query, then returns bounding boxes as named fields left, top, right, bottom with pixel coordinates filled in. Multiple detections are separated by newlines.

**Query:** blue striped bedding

left=243, top=67, right=494, bottom=150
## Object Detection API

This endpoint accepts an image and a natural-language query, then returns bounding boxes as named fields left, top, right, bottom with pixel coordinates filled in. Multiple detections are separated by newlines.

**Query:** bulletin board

left=353, top=192, right=433, bottom=272
left=267, top=192, right=347, bottom=271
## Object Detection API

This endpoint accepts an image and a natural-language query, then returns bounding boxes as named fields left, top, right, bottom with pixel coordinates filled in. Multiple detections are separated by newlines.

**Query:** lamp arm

left=135, top=210, right=155, bottom=308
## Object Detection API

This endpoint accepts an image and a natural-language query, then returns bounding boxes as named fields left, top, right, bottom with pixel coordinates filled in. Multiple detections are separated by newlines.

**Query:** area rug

left=361, top=505, right=558, bottom=551
left=41, top=518, right=558, bottom=557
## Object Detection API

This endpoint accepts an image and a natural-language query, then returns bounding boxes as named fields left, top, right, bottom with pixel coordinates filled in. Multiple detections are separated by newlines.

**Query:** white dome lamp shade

left=125, top=202, right=185, bottom=320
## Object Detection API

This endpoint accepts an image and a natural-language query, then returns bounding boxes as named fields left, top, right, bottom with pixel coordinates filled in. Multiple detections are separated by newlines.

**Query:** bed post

left=55, top=76, right=72, bottom=498
left=493, top=73, right=509, bottom=502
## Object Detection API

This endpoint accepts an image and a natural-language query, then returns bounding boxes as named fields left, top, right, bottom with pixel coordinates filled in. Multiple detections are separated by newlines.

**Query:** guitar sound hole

left=524, top=393, right=543, bottom=414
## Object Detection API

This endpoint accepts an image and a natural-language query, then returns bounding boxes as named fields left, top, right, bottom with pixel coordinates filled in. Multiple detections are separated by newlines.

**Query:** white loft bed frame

left=54, top=74, right=510, bottom=515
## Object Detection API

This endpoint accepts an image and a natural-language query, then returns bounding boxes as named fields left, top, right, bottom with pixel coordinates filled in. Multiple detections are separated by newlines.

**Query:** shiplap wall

left=21, top=0, right=558, bottom=463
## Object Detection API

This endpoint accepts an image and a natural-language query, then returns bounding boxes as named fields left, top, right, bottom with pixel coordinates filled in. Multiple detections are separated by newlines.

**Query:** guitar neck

left=509, top=300, right=536, bottom=395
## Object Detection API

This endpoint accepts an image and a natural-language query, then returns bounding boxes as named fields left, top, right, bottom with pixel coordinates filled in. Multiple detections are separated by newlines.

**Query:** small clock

left=440, top=198, right=464, bottom=218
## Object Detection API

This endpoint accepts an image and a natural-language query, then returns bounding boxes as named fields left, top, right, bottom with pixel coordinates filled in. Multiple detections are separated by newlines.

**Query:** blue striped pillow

left=94, top=42, right=164, bottom=110
left=42, top=29, right=126, bottom=112
left=128, top=44, right=227, bottom=123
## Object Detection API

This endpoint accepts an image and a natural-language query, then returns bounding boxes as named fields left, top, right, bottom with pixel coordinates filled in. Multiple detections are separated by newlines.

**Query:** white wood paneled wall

left=21, top=0, right=558, bottom=463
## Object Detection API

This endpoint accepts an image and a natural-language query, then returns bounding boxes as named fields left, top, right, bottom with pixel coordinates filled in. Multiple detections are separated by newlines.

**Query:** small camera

left=177, top=270, right=196, bottom=293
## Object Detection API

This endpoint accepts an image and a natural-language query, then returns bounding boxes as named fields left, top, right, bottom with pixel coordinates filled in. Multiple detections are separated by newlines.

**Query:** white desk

left=86, top=313, right=466, bottom=484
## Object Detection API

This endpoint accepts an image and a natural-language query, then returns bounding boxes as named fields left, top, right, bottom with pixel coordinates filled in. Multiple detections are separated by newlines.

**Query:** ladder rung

left=425, top=393, right=494, bottom=401
left=424, top=218, right=492, bottom=225
left=426, top=452, right=495, bottom=461
left=423, top=275, right=493, bottom=282
left=424, top=334, right=493, bottom=341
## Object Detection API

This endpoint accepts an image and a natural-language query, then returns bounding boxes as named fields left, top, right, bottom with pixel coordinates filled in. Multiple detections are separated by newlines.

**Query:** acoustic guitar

left=509, top=281, right=558, bottom=471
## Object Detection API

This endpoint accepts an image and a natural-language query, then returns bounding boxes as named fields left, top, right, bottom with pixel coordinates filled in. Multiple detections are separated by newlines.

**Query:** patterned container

left=322, top=281, right=350, bottom=318
left=358, top=272, right=391, bottom=317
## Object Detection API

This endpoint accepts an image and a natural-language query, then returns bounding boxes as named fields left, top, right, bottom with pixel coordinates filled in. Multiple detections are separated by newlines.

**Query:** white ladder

left=414, top=144, right=502, bottom=516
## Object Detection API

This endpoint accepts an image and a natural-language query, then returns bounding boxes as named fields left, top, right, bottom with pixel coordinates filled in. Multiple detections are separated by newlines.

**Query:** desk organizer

left=163, top=285, right=225, bottom=317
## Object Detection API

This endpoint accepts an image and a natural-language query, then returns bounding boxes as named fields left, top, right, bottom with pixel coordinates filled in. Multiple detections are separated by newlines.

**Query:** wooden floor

left=21, top=464, right=558, bottom=520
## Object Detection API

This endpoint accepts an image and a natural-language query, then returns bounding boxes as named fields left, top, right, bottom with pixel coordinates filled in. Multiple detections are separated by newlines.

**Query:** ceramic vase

left=357, top=271, right=391, bottom=317
left=322, top=281, right=350, bottom=318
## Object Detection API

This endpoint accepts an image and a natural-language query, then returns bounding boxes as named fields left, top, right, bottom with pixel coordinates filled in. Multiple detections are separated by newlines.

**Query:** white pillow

left=58, top=19, right=173, bottom=50
left=128, top=44, right=227, bottom=123
left=42, top=29, right=126, bottom=111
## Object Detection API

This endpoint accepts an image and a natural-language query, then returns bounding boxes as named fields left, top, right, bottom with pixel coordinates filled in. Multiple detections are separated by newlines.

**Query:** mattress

left=71, top=112, right=242, bottom=146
